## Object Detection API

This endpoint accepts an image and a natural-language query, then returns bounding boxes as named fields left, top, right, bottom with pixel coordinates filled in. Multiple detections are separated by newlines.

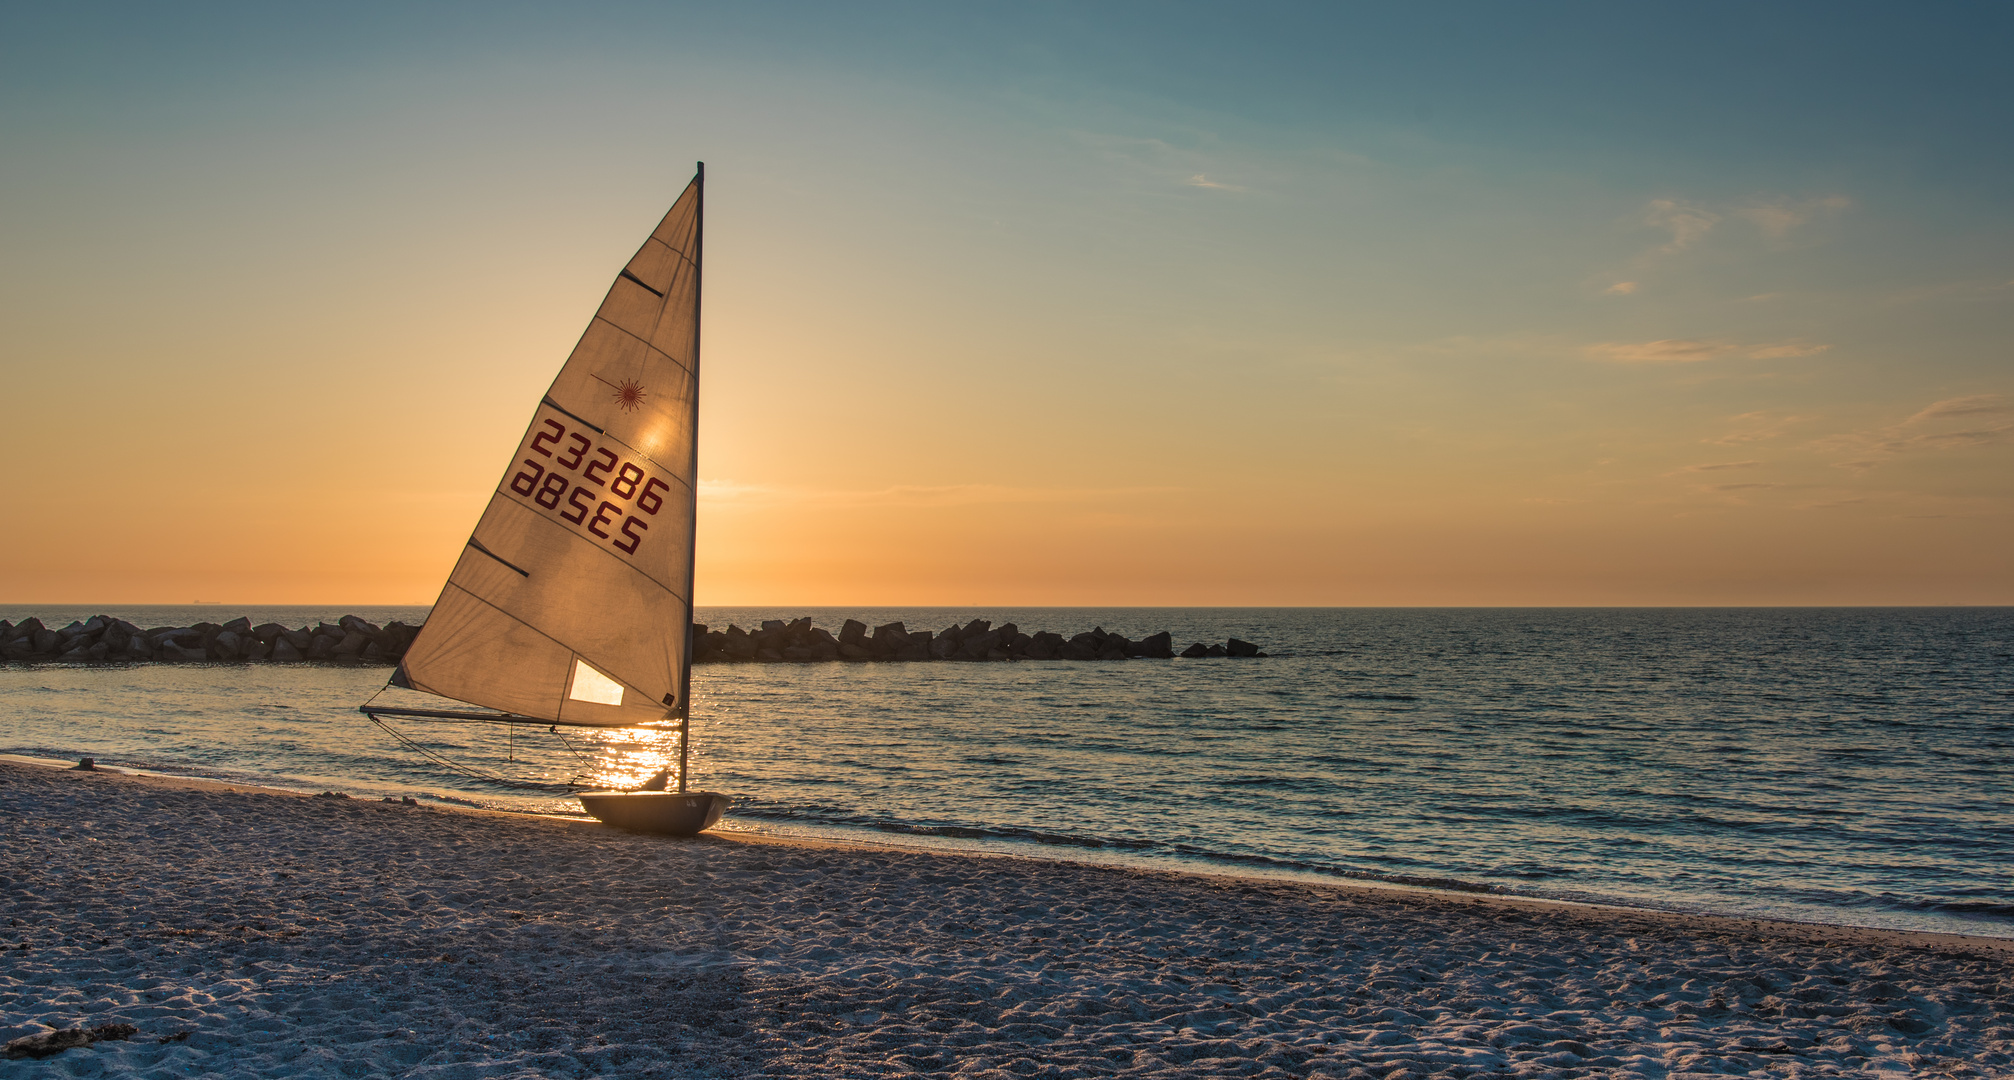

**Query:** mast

left=678, top=161, right=704, bottom=794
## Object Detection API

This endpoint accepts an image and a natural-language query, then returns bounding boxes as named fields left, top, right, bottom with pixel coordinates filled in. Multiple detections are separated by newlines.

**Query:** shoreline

left=8, top=752, right=2008, bottom=955
left=4, top=758, right=2011, bottom=1076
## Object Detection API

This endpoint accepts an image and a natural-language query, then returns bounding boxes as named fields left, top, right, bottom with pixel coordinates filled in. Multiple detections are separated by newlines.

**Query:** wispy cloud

left=1585, top=339, right=1738, bottom=364
left=1811, top=394, right=2014, bottom=468
left=1907, top=394, right=2011, bottom=423
left=1185, top=173, right=1244, bottom=191
left=1670, top=460, right=1763, bottom=474
left=1644, top=199, right=1719, bottom=252
left=1708, top=482, right=1784, bottom=491
left=1604, top=281, right=1639, bottom=295
left=1737, top=195, right=1850, bottom=240
left=1705, top=411, right=1814, bottom=446
left=1584, top=339, right=1831, bottom=365
left=1747, top=343, right=1831, bottom=359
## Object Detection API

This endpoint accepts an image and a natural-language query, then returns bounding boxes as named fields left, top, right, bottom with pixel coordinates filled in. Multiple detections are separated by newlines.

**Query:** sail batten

left=397, top=170, right=704, bottom=728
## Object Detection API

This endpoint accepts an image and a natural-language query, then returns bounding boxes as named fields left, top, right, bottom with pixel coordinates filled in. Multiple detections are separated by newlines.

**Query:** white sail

left=397, top=170, right=703, bottom=727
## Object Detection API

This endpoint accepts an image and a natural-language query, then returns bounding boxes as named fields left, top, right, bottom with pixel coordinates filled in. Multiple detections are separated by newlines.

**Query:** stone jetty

left=690, top=618, right=1266, bottom=663
left=0, top=614, right=1264, bottom=665
left=0, top=615, right=420, bottom=665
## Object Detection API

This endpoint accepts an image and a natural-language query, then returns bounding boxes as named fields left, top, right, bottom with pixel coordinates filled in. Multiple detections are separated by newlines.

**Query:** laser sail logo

left=592, top=373, right=647, bottom=413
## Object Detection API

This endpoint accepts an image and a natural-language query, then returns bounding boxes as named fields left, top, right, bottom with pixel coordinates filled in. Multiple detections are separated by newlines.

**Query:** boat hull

left=577, top=791, right=729, bottom=837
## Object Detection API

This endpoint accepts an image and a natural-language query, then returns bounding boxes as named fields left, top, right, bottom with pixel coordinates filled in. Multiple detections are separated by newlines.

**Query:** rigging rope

left=365, top=713, right=586, bottom=791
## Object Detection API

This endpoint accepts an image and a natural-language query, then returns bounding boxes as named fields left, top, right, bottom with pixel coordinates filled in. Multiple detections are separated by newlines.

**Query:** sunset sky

left=4, top=2, right=2010, bottom=606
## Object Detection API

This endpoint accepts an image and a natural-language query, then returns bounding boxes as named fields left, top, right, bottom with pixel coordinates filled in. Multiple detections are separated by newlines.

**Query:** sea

left=4, top=605, right=2010, bottom=939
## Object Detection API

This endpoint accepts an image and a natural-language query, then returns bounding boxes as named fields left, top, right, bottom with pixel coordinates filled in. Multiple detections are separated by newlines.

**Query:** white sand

left=2, top=761, right=2009, bottom=1078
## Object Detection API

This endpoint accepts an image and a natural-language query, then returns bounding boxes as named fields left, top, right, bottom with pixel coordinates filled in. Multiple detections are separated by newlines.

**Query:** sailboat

left=362, top=163, right=728, bottom=837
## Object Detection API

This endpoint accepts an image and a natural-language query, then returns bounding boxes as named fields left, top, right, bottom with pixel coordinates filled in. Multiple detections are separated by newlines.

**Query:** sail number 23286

left=509, top=418, right=671, bottom=556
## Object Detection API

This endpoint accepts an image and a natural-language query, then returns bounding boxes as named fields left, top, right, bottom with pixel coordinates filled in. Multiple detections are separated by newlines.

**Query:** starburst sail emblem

left=593, top=373, right=648, bottom=412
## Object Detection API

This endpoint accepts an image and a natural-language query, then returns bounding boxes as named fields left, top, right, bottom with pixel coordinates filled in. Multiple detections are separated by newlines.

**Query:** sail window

left=567, top=659, right=625, bottom=706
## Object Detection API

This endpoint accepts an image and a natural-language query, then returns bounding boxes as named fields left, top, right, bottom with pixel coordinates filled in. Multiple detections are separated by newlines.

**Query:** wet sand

left=2, top=760, right=2009, bottom=1077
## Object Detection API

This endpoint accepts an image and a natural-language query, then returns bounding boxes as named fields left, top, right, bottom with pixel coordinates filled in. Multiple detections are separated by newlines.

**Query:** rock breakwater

left=0, top=614, right=1265, bottom=665
left=0, top=615, right=419, bottom=665
left=691, top=617, right=1266, bottom=663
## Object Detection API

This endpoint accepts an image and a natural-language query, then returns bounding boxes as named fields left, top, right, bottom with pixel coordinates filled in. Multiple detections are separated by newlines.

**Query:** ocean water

left=3, top=605, right=2010, bottom=938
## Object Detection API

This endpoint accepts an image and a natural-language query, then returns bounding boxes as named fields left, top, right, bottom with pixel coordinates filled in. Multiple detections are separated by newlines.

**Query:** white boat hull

left=577, top=790, right=728, bottom=836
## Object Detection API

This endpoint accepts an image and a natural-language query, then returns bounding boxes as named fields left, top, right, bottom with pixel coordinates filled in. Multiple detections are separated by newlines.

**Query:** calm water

left=4, top=605, right=2010, bottom=937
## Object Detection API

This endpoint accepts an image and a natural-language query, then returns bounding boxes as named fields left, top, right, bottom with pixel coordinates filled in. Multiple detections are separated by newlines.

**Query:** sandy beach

left=2, top=760, right=2008, bottom=1078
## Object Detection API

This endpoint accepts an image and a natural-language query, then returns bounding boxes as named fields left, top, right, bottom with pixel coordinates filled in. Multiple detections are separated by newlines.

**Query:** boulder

left=281, top=628, right=313, bottom=650
left=1, top=640, right=33, bottom=663
left=10, top=618, right=43, bottom=639
left=961, top=619, right=991, bottom=639
left=32, top=629, right=59, bottom=655
left=245, top=637, right=272, bottom=661
left=929, top=630, right=961, bottom=659
left=0, top=620, right=11, bottom=639
left=760, top=620, right=787, bottom=633
left=722, top=626, right=755, bottom=661
left=1131, top=631, right=1175, bottom=659
left=755, top=647, right=782, bottom=662
left=160, top=641, right=207, bottom=661
left=333, top=630, right=369, bottom=657
left=811, top=639, right=840, bottom=661
left=124, top=636, right=154, bottom=661
left=272, top=638, right=304, bottom=661
left=361, top=642, right=384, bottom=662
left=872, top=622, right=909, bottom=649
left=839, top=642, right=872, bottom=661
left=839, top=619, right=869, bottom=646
left=251, top=622, right=287, bottom=644
left=339, top=615, right=381, bottom=636
left=305, top=635, right=337, bottom=660
left=785, top=617, right=814, bottom=638
left=222, top=617, right=252, bottom=635
left=781, top=645, right=818, bottom=662
left=1206, top=643, right=1228, bottom=657
left=1226, top=638, right=1260, bottom=658
left=1059, top=640, right=1098, bottom=661
left=1024, top=632, right=1061, bottom=660
left=56, top=645, right=91, bottom=662
left=211, top=631, right=242, bottom=661
left=84, top=641, right=110, bottom=662
left=82, top=616, right=108, bottom=635
left=958, top=629, right=1003, bottom=659
left=1179, top=642, right=1209, bottom=659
